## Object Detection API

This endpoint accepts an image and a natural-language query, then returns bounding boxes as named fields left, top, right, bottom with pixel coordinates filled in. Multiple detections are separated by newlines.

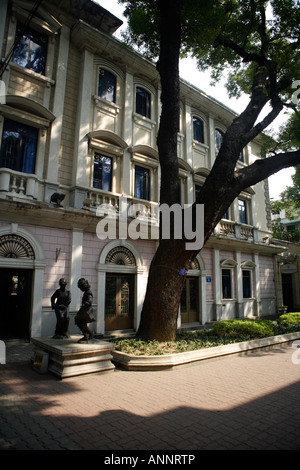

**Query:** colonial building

left=0, top=0, right=286, bottom=340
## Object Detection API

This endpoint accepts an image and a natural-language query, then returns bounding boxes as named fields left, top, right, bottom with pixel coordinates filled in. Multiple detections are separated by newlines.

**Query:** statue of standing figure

left=75, top=278, right=95, bottom=342
left=51, top=278, right=71, bottom=339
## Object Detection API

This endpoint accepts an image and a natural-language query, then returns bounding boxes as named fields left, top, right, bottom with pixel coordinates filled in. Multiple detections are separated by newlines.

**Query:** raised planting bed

left=111, top=331, right=300, bottom=370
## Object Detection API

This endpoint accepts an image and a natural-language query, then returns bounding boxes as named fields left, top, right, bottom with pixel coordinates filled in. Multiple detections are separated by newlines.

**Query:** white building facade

left=0, top=0, right=285, bottom=340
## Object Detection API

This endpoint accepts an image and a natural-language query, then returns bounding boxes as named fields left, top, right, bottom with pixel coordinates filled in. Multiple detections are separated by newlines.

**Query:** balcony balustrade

left=216, top=218, right=258, bottom=242
left=0, top=168, right=40, bottom=200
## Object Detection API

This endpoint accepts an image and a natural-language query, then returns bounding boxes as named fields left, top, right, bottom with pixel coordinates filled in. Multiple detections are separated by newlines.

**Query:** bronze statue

left=51, top=278, right=71, bottom=339
left=75, top=278, right=95, bottom=342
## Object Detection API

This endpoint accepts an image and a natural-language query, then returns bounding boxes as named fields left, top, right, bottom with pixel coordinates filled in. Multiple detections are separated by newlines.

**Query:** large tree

left=119, top=0, right=300, bottom=341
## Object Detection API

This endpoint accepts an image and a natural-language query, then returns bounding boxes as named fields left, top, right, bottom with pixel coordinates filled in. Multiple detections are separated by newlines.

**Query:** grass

left=111, top=315, right=300, bottom=356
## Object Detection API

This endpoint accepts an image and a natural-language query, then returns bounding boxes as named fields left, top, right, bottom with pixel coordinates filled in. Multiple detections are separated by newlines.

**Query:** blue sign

left=179, top=269, right=186, bottom=276
left=206, top=276, right=212, bottom=283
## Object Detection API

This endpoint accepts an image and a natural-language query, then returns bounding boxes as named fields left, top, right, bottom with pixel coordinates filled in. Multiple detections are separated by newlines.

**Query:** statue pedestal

left=31, top=336, right=115, bottom=379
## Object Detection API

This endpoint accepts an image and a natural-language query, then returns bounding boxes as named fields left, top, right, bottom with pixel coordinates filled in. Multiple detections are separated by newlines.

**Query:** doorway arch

left=179, top=254, right=207, bottom=326
left=96, top=240, right=145, bottom=334
left=0, top=225, right=45, bottom=338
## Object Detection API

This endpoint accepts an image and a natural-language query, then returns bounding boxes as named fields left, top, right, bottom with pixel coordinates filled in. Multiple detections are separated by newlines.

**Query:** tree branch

left=234, top=150, right=300, bottom=192
left=215, top=35, right=267, bottom=65
left=242, top=95, right=283, bottom=144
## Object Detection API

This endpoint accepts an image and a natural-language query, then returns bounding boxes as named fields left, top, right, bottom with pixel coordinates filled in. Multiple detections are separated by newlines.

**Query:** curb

left=111, top=331, right=300, bottom=370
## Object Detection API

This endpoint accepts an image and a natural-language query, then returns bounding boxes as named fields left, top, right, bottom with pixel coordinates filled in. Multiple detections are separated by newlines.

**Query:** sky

left=96, top=0, right=295, bottom=200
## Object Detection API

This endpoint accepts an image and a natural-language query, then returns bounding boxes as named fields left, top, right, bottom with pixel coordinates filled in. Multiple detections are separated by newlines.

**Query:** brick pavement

left=1, top=340, right=300, bottom=450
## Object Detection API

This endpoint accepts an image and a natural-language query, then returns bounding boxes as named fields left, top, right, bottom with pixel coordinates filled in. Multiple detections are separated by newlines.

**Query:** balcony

left=0, top=168, right=41, bottom=200
left=215, top=219, right=258, bottom=242
left=84, top=187, right=159, bottom=224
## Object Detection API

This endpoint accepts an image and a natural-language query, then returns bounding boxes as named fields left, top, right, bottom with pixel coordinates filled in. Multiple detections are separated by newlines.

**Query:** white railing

left=216, top=219, right=256, bottom=241
left=84, top=188, right=159, bottom=224
left=0, top=168, right=39, bottom=199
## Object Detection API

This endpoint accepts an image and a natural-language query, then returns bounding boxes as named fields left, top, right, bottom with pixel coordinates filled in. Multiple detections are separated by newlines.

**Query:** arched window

left=98, top=68, right=116, bottom=103
left=193, top=117, right=204, bottom=143
left=0, top=234, right=35, bottom=259
left=105, top=246, right=136, bottom=266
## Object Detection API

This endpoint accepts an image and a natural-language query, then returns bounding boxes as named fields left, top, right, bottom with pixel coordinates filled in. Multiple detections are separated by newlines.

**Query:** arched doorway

left=104, top=246, right=136, bottom=331
left=97, top=240, right=145, bottom=334
left=0, top=226, right=45, bottom=339
left=180, top=258, right=201, bottom=324
left=0, top=234, right=35, bottom=339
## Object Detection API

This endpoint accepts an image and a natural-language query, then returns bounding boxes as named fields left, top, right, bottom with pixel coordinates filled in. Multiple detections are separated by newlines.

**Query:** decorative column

left=122, top=72, right=134, bottom=196
left=96, top=267, right=106, bottom=335
left=214, top=248, right=222, bottom=320
left=31, top=263, right=46, bottom=338
left=200, top=271, right=207, bottom=324
left=254, top=253, right=262, bottom=316
left=73, top=49, right=94, bottom=188
left=46, top=25, right=70, bottom=184
left=236, top=251, right=244, bottom=318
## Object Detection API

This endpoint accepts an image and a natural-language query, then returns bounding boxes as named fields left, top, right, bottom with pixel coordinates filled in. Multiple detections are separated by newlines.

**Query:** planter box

left=111, top=332, right=300, bottom=371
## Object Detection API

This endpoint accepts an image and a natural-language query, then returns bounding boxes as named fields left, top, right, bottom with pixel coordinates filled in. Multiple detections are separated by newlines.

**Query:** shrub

left=211, top=318, right=274, bottom=338
left=278, top=312, right=300, bottom=330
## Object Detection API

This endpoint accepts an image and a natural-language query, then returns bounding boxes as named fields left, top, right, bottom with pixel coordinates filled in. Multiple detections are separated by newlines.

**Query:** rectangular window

left=242, top=270, right=252, bottom=298
left=136, top=87, right=151, bottom=119
left=134, top=165, right=150, bottom=200
left=238, top=199, right=247, bottom=224
left=193, top=117, right=204, bottom=143
left=93, top=153, right=112, bottom=191
left=98, top=69, right=116, bottom=102
left=0, top=119, right=38, bottom=174
left=222, top=269, right=232, bottom=299
left=12, top=23, right=48, bottom=75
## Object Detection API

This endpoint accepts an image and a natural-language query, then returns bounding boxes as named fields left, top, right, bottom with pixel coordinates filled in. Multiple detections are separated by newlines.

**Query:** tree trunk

left=136, top=2, right=300, bottom=342
left=136, top=0, right=184, bottom=341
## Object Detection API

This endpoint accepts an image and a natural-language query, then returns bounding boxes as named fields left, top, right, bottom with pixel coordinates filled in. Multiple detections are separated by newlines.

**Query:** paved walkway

left=1, top=339, right=300, bottom=451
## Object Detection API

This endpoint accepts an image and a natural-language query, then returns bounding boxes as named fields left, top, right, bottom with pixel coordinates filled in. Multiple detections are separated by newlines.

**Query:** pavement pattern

left=1, top=340, right=300, bottom=451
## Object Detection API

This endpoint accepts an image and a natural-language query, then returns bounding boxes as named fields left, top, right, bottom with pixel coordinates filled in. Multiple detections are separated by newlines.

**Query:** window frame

left=12, top=22, right=48, bottom=76
left=222, top=268, right=233, bottom=299
left=93, top=153, right=113, bottom=192
left=0, top=118, right=38, bottom=174
left=242, top=269, right=252, bottom=299
left=220, top=259, right=237, bottom=300
left=238, top=199, right=248, bottom=225
left=97, top=68, right=117, bottom=103
left=134, top=164, right=151, bottom=201
left=215, top=128, right=224, bottom=153
left=193, top=116, right=204, bottom=144
left=135, top=86, right=151, bottom=119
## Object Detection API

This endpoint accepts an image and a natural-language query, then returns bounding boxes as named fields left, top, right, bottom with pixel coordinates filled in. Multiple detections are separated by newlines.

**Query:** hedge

left=278, top=312, right=300, bottom=329
left=211, top=318, right=275, bottom=338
